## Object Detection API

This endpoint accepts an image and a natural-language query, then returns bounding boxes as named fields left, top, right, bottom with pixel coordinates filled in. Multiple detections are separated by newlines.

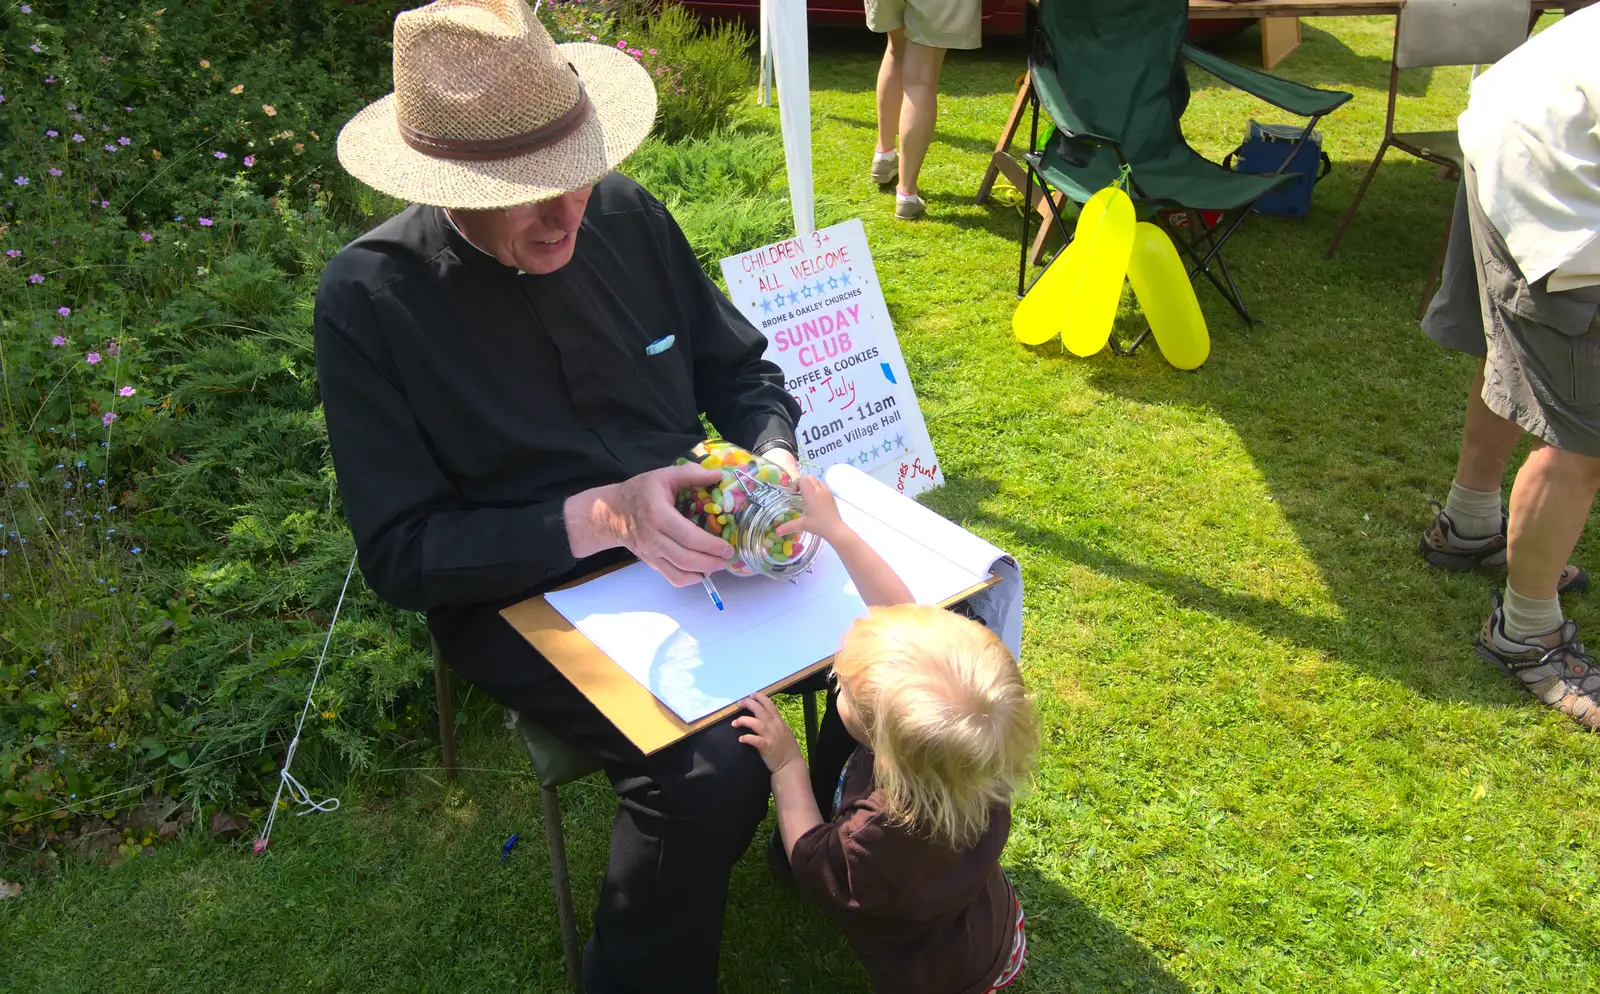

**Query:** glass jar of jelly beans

left=673, top=439, right=821, bottom=580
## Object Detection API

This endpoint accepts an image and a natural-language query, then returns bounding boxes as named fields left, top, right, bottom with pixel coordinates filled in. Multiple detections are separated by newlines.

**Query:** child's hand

left=775, top=476, right=846, bottom=542
left=732, top=693, right=805, bottom=775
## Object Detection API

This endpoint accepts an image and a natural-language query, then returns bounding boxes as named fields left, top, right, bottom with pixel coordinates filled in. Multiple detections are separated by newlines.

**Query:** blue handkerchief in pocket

left=644, top=335, right=676, bottom=356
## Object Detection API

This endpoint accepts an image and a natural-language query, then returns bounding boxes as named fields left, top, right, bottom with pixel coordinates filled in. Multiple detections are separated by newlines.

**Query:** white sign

left=720, top=219, right=944, bottom=497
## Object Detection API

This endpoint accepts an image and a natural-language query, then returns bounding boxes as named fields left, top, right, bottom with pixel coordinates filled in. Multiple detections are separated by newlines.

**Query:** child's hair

left=833, top=604, right=1037, bottom=850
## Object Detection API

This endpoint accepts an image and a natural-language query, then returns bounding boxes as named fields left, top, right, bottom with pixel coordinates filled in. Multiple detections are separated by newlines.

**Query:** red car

left=680, top=0, right=1030, bottom=39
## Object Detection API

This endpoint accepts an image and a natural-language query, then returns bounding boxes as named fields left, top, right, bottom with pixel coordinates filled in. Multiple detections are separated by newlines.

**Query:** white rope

left=255, top=553, right=357, bottom=852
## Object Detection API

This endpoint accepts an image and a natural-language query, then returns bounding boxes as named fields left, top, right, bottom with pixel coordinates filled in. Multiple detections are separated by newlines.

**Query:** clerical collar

left=442, top=208, right=527, bottom=275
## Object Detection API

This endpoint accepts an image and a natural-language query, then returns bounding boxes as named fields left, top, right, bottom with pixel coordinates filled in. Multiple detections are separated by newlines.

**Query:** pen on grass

left=700, top=573, right=725, bottom=611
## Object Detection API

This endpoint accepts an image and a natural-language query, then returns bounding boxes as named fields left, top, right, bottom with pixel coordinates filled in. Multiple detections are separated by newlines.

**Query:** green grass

left=6, top=16, right=1600, bottom=993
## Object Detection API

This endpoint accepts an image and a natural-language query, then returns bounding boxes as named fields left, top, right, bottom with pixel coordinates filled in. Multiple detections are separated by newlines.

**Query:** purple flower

left=4, top=249, right=18, bottom=259
left=57, top=306, right=70, bottom=317
left=71, top=134, right=84, bottom=143
left=106, top=341, right=120, bottom=356
left=85, top=352, right=102, bottom=365
left=50, top=335, right=66, bottom=347
left=45, top=129, right=57, bottom=137
left=198, top=217, right=213, bottom=226
left=124, top=105, right=134, bottom=112
left=117, top=136, right=131, bottom=146
left=72, top=113, right=83, bottom=121
left=243, top=155, right=255, bottom=167
left=44, top=74, right=55, bottom=84
left=101, top=412, right=117, bottom=426
left=140, top=232, right=152, bottom=242
left=103, top=144, right=117, bottom=153
left=66, top=102, right=77, bottom=111
left=118, top=386, right=135, bottom=397
left=21, top=3, right=32, bottom=12
left=628, top=48, right=642, bottom=57
left=12, top=177, right=28, bottom=186
left=649, top=48, right=658, bottom=55
left=28, top=273, right=44, bottom=284
left=48, top=168, right=62, bottom=177
left=29, top=43, right=42, bottom=54
left=213, top=151, right=227, bottom=160
left=99, top=200, right=108, bottom=208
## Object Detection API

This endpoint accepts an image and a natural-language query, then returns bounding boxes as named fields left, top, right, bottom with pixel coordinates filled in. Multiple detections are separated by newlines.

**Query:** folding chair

left=430, top=637, right=824, bottom=990
left=1017, top=0, right=1350, bottom=351
left=1325, top=0, right=1529, bottom=318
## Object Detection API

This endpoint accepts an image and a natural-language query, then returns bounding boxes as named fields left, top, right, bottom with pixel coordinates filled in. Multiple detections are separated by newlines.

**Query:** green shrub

left=636, top=4, right=755, bottom=143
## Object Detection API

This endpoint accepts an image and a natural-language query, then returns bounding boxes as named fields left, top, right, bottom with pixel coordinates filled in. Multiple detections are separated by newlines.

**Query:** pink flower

left=99, top=200, right=108, bottom=208
left=140, top=232, right=152, bottom=242
left=617, top=39, right=627, bottom=49
left=101, top=412, right=117, bottom=427
left=50, top=336, right=66, bottom=347
left=198, top=217, right=213, bottom=226
left=71, top=134, right=84, bottom=143
left=57, top=307, right=70, bottom=317
left=243, top=155, right=255, bottom=167
left=28, top=273, right=44, bottom=284
left=4, top=249, right=18, bottom=259
left=85, top=352, right=102, bottom=365
left=213, top=151, right=227, bottom=160
left=48, top=168, right=62, bottom=177
left=46, top=129, right=57, bottom=137
left=118, top=386, right=135, bottom=397
left=649, top=48, right=658, bottom=55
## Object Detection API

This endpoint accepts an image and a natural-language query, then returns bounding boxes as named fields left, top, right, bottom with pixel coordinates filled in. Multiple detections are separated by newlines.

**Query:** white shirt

left=1458, top=4, right=1600, bottom=291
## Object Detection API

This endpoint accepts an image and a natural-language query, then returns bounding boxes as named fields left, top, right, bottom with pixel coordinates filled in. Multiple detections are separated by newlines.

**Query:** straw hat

left=337, top=0, right=656, bottom=209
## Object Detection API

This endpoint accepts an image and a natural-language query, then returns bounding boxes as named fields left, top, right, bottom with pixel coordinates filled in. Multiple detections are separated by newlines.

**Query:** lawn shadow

left=1186, top=21, right=1416, bottom=95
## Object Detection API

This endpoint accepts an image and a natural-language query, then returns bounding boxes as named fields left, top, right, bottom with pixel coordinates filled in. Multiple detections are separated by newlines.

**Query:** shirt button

left=545, top=568, right=556, bottom=576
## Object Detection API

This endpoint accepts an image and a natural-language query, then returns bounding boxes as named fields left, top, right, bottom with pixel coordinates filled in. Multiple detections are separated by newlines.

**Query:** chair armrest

left=1181, top=43, right=1352, bottom=118
left=1027, top=54, right=1124, bottom=153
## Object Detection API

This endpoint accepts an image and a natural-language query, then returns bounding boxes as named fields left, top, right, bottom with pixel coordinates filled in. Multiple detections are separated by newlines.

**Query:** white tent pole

left=769, top=0, right=814, bottom=235
left=758, top=0, right=774, bottom=106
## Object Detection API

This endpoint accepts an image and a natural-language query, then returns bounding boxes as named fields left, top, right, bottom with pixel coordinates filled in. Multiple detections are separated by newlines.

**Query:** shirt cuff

left=744, top=414, right=798, bottom=456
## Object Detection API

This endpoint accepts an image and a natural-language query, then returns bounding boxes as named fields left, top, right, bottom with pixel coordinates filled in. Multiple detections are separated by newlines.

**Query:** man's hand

left=776, top=476, right=847, bottom=543
left=566, top=464, right=734, bottom=586
left=732, top=693, right=806, bottom=775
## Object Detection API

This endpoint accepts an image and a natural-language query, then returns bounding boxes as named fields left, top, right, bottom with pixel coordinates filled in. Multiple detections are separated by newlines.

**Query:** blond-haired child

left=735, top=477, right=1038, bottom=994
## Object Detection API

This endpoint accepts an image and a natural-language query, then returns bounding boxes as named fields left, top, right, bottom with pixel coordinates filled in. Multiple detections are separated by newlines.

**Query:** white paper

left=543, top=466, right=1008, bottom=723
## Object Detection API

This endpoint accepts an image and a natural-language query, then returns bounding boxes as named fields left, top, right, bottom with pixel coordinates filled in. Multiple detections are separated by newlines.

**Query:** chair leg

left=543, top=784, right=584, bottom=991
left=801, top=691, right=818, bottom=756
left=1027, top=192, right=1064, bottom=266
left=433, top=641, right=457, bottom=781
left=1417, top=207, right=1453, bottom=321
left=1327, top=141, right=1391, bottom=259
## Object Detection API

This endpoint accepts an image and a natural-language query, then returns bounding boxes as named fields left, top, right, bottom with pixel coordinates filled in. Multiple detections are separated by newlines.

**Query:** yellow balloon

left=1059, top=185, right=1136, bottom=357
left=1013, top=239, right=1081, bottom=345
left=1126, top=222, right=1210, bottom=370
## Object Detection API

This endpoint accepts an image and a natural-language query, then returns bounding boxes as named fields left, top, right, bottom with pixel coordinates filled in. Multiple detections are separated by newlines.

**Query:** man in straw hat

left=314, top=1, right=805, bottom=988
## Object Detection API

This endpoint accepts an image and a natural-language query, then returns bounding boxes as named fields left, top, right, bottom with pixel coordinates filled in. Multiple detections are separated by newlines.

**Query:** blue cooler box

left=1223, top=122, right=1331, bottom=218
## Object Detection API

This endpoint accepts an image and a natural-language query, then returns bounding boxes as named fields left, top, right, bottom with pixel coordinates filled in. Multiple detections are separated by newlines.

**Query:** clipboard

left=500, top=568, right=1001, bottom=755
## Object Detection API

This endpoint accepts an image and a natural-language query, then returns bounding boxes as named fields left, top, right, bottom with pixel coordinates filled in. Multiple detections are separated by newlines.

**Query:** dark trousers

left=431, top=604, right=855, bottom=994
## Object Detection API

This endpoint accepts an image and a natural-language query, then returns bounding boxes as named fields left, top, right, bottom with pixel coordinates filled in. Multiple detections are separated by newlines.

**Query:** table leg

left=1260, top=16, right=1302, bottom=70
left=975, top=72, right=1032, bottom=205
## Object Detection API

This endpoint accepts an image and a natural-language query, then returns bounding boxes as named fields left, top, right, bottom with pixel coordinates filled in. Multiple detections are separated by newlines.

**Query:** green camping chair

left=1018, top=0, right=1351, bottom=350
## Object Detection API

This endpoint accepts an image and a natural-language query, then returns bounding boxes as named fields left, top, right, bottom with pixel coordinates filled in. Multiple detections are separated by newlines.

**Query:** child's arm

left=733, top=693, right=823, bottom=857
left=777, top=477, right=913, bottom=607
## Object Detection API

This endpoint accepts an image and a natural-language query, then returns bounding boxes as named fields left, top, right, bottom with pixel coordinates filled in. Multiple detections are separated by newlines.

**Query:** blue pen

left=500, top=832, right=520, bottom=865
left=700, top=574, right=725, bottom=611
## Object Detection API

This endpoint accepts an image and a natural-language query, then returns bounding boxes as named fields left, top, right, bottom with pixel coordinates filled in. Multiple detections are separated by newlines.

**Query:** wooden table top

left=1189, top=0, right=1587, bottom=16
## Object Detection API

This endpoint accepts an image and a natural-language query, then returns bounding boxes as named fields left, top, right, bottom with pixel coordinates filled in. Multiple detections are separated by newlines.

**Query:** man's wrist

left=563, top=484, right=618, bottom=559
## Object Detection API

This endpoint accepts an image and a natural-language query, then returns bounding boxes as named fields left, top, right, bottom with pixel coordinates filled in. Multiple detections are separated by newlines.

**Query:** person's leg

left=876, top=30, right=905, bottom=157
left=896, top=39, right=947, bottom=200
left=433, top=607, right=770, bottom=994
left=1439, top=362, right=1524, bottom=537
left=1505, top=442, right=1600, bottom=616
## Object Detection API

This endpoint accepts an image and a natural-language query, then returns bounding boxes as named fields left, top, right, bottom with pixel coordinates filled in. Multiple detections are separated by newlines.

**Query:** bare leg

left=1506, top=442, right=1600, bottom=600
left=875, top=31, right=905, bottom=155
left=896, top=40, right=947, bottom=198
left=1455, top=363, right=1524, bottom=492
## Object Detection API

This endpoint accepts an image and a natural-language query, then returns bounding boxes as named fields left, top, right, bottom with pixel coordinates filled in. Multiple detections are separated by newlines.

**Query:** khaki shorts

left=866, top=0, right=982, bottom=50
left=1422, top=163, right=1600, bottom=457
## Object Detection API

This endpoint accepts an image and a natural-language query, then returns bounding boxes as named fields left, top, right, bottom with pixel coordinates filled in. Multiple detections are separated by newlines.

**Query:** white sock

left=874, top=149, right=897, bottom=162
left=1444, top=481, right=1503, bottom=539
left=1503, top=585, right=1563, bottom=642
left=897, top=192, right=922, bottom=203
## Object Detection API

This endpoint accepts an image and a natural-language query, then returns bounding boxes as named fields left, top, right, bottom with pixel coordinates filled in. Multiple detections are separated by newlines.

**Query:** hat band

left=398, top=78, right=593, bottom=162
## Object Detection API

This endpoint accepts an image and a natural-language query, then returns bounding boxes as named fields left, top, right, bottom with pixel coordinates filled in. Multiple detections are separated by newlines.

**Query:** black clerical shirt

left=313, top=174, right=799, bottom=617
